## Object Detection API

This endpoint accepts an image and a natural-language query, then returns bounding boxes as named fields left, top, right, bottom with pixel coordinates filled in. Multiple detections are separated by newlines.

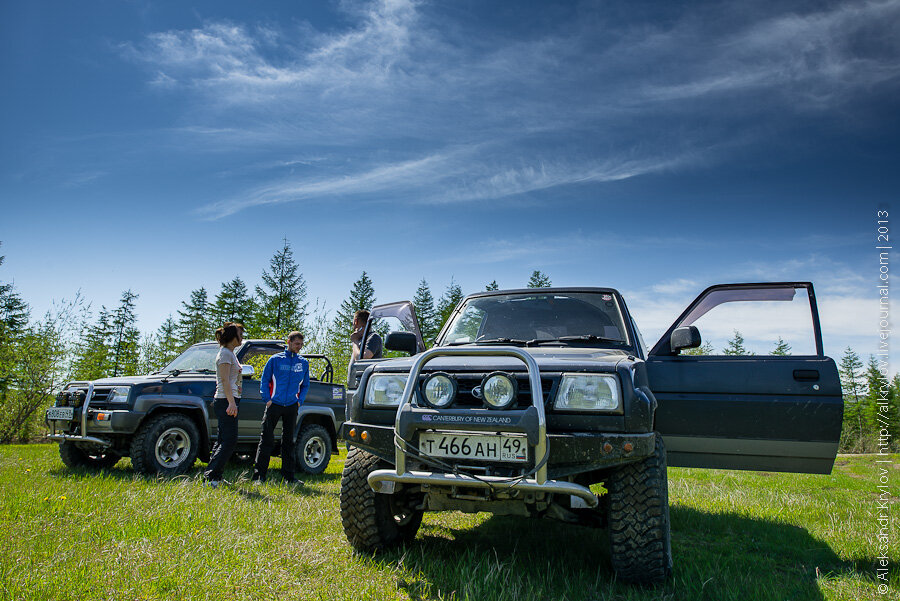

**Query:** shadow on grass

left=368, top=506, right=873, bottom=601
left=46, top=462, right=339, bottom=498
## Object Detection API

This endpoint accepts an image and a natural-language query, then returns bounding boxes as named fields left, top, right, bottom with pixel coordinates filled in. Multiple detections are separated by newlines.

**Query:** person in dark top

left=350, top=309, right=383, bottom=361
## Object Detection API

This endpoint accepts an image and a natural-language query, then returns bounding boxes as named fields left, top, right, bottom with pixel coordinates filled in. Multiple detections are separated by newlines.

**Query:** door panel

left=647, top=283, right=843, bottom=474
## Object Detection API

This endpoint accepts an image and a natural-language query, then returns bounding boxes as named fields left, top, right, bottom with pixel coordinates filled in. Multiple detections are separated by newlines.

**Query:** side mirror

left=385, top=331, right=418, bottom=355
left=241, top=364, right=255, bottom=378
left=670, top=326, right=701, bottom=353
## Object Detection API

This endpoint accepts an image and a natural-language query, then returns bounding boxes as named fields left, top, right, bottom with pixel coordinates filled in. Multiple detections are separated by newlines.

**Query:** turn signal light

left=96, top=413, right=111, bottom=421
left=361, top=431, right=370, bottom=442
left=348, top=428, right=357, bottom=438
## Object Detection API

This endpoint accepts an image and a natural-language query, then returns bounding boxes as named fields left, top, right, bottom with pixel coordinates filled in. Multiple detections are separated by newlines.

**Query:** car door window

left=665, top=285, right=820, bottom=356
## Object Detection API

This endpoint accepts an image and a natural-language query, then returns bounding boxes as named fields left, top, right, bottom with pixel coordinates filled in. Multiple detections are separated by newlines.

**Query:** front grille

left=418, top=373, right=555, bottom=409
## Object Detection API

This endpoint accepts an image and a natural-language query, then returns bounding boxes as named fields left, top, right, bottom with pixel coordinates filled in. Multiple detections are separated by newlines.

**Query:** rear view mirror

left=671, top=326, right=701, bottom=353
left=241, top=364, right=255, bottom=377
left=385, top=331, right=418, bottom=355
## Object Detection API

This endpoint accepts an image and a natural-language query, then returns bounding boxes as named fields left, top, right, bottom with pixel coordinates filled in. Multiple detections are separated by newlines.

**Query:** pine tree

left=527, top=270, right=552, bottom=288
left=723, top=330, right=748, bottom=356
left=770, top=337, right=792, bottom=356
left=141, top=315, right=181, bottom=372
left=325, top=272, right=377, bottom=382
left=838, top=347, right=866, bottom=451
left=176, top=288, right=212, bottom=349
left=413, top=279, right=438, bottom=345
left=0, top=244, right=30, bottom=403
left=485, top=280, right=499, bottom=291
left=109, top=289, right=140, bottom=376
left=861, top=355, right=893, bottom=451
left=210, top=276, right=256, bottom=330
left=255, top=239, right=307, bottom=338
left=436, top=278, right=464, bottom=332
left=72, top=307, right=114, bottom=380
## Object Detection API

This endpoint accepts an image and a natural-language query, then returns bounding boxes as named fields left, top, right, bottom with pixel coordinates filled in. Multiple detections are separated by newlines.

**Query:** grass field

left=0, top=445, right=897, bottom=601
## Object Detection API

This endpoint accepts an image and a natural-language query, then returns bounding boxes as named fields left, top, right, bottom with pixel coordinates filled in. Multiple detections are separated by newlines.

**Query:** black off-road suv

left=339, top=284, right=843, bottom=584
left=46, top=340, right=345, bottom=476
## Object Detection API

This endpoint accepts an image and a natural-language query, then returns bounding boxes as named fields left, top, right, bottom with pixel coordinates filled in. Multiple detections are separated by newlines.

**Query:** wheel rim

left=303, top=435, right=326, bottom=468
left=155, top=427, right=191, bottom=467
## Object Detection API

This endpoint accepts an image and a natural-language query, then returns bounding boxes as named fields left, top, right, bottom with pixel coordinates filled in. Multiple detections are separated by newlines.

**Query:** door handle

left=793, top=369, right=819, bottom=382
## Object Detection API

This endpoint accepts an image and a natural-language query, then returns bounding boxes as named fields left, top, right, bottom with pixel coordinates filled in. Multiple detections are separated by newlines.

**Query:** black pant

left=253, top=402, right=298, bottom=481
left=205, top=397, right=240, bottom=481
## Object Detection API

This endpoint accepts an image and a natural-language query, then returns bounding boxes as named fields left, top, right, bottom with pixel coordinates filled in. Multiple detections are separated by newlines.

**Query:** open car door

left=347, top=300, right=426, bottom=389
left=645, top=282, right=843, bottom=474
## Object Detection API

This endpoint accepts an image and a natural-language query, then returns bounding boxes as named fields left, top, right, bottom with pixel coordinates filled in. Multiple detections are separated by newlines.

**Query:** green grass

left=0, top=446, right=897, bottom=600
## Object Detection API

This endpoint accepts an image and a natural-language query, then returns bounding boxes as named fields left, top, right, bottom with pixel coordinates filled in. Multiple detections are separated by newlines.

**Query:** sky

left=1, top=0, right=898, bottom=367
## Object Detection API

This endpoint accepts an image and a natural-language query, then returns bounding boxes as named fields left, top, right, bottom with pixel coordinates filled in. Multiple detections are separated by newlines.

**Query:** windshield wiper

left=555, top=334, right=618, bottom=343
left=473, top=337, right=529, bottom=346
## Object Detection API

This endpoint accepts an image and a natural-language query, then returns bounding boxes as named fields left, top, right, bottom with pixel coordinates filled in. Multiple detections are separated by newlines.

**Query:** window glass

left=677, top=286, right=816, bottom=356
left=440, top=292, right=630, bottom=346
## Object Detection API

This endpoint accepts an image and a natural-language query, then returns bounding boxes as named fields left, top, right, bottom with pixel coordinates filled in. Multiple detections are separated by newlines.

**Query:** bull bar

left=366, top=347, right=599, bottom=508
left=46, top=382, right=112, bottom=448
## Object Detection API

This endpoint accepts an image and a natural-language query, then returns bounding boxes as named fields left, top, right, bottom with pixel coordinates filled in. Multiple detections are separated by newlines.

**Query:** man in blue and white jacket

left=252, top=331, right=310, bottom=484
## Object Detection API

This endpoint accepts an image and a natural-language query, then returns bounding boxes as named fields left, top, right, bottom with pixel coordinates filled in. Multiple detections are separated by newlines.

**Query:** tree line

left=0, top=239, right=553, bottom=442
left=2, top=240, right=896, bottom=452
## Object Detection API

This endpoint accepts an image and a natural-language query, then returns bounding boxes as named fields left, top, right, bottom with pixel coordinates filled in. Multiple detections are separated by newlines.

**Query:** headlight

left=365, top=374, right=409, bottom=407
left=107, top=386, right=131, bottom=404
left=422, top=372, right=456, bottom=408
left=555, top=374, right=619, bottom=411
left=481, top=372, right=518, bottom=409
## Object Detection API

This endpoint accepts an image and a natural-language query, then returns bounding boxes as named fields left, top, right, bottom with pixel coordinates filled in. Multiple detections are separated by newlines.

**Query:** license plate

left=47, top=406, right=74, bottom=421
left=418, top=432, right=528, bottom=463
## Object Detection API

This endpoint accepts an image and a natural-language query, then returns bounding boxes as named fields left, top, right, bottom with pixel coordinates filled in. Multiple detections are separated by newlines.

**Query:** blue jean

left=204, top=397, right=240, bottom=480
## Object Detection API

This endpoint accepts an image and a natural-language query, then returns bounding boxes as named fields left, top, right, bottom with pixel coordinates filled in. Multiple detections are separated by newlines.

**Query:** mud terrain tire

left=340, top=448, right=423, bottom=551
left=606, top=433, right=673, bottom=584
left=59, top=441, right=121, bottom=470
left=130, top=413, right=200, bottom=476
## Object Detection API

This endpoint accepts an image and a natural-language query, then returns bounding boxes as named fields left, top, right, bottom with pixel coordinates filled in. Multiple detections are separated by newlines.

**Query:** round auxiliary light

left=481, top=372, right=518, bottom=410
left=422, top=372, right=457, bottom=408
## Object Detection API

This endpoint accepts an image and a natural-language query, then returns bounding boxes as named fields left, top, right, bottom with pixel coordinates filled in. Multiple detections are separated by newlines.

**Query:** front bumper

left=343, top=422, right=656, bottom=477
left=46, top=408, right=144, bottom=447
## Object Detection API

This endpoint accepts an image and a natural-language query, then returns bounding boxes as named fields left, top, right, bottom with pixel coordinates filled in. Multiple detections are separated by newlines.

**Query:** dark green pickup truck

left=46, top=340, right=346, bottom=476
left=339, top=284, right=843, bottom=584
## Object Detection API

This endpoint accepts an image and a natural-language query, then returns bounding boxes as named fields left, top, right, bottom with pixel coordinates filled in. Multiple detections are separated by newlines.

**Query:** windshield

left=161, top=344, right=219, bottom=373
left=439, top=291, right=631, bottom=347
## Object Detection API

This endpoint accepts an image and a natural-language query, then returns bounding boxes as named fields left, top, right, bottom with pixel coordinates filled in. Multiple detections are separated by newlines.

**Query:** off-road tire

left=606, top=433, right=673, bottom=584
left=340, top=448, right=423, bottom=551
left=295, top=424, right=332, bottom=475
left=59, top=441, right=121, bottom=470
left=130, top=413, right=200, bottom=476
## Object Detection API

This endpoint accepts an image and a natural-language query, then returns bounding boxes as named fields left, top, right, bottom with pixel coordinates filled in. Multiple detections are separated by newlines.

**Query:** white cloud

left=120, top=0, right=900, bottom=216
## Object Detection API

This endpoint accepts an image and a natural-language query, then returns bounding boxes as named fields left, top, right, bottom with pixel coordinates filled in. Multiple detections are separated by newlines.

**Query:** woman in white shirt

left=203, top=322, right=244, bottom=487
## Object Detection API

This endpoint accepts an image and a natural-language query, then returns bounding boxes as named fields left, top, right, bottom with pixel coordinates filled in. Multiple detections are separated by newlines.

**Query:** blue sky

left=1, top=0, right=898, bottom=364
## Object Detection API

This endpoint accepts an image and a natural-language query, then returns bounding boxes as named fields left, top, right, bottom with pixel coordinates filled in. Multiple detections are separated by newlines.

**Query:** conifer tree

left=0, top=244, right=29, bottom=402
left=73, top=307, right=113, bottom=379
left=413, top=278, right=438, bottom=345
left=176, top=288, right=211, bottom=348
left=255, top=239, right=307, bottom=338
left=770, top=337, right=792, bottom=356
left=326, top=272, right=377, bottom=381
left=211, top=276, right=256, bottom=330
left=139, top=315, right=181, bottom=372
left=838, top=347, right=866, bottom=451
left=436, top=278, right=464, bottom=332
left=527, top=270, right=551, bottom=288
left=723, top=330, right=748, bottom=356
left=485, top=280, right=499, bottom=291
left=110, top=289, right=140, bottom=376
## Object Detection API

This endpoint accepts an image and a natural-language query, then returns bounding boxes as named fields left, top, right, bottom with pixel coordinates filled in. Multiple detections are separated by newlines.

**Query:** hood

left=80, top=372, right=211, bottom=386
left=372, top=346, right=629, bottom=373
